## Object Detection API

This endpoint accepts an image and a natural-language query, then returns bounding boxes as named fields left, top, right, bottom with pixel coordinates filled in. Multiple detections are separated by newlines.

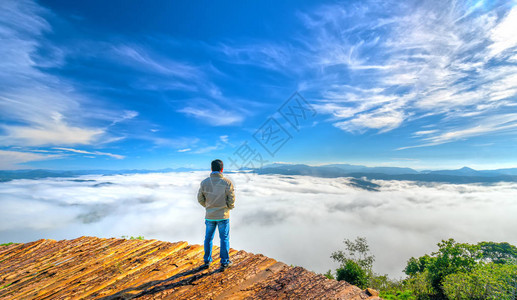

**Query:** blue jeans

left=203, top=219, right=230, bottom=265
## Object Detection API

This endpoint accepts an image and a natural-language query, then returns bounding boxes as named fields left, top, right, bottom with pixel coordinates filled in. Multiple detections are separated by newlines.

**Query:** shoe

left=201, top=262, right=211, bottom=269
left=221, top=261, right=233, bottom=268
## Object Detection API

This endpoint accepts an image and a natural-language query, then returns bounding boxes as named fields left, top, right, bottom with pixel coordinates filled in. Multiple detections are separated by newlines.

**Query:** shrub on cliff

left=336, top=260, right=369, bottom=288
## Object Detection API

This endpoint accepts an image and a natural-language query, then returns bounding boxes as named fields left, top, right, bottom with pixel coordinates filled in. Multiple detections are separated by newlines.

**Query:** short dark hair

left=211, top=159, right=223, bottom=172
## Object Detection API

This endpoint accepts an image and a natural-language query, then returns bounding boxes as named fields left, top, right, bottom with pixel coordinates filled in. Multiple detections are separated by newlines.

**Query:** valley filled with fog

left=1, top=171, right=516, bottom=277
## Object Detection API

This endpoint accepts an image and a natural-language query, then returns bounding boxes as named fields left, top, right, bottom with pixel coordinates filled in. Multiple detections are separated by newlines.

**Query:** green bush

left=323, top=269, right=335, bottom=280
left=403, top=270, right=437, bottom=300
left=331, top=236, right=375, bottom=270
left=403, top=239, right=517, bottom=299
left=442, top=263, right=517, bottom=299
left=336, top=260, right=369, bottom=289
left=331, top=236, right=375, bottom=288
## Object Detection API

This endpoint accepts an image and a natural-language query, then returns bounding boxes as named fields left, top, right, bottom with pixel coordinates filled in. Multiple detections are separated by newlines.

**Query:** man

left=198, top=159, right=235, bottom=268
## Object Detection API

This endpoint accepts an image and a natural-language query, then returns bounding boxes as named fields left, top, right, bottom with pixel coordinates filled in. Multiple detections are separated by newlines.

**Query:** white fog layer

left=1, top=171, right=516, bottom=277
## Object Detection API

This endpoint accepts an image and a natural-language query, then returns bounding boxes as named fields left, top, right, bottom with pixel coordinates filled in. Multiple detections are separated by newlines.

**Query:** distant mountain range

left=1, top=164, right=517, bottom=184
left=0, top=168, right=200, bottom=182
left=253, top=163, right=517, bottom=184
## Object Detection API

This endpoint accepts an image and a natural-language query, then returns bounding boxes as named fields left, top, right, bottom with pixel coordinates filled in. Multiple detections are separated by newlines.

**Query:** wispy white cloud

left=300, top=0, right=517, bottom=145
left=0, top=113, right=103, bottom=146
left=0, top=149, right=61, bottom=169
left=0, top=0, right=50, bottom=35
left=335, top=109, right=405, bottom=133
left=177, top=148, right=191, bottom=153
left=193, top=145, right=220, bottom=154
left=220, top=135, right=229, bottom=143
left=178, top=101, right=244, bottom=126
left=216, top=42, right=292, bottom=71
left=111, top=44, right=200, bottom=79
left=0, top=0, right=136, bottom=152
left=488, top=6, right=517, bottom=58
left=54, top=147, right=124, bottom=159
left=399, top=113, right=517, bottom=150
left=130, top=135, right=200, bottom=152
left=109, top=110, right=138, bottom=126
left=190, top=135, right=231, bottom=154
left=413, top=130, right=438, bottom=137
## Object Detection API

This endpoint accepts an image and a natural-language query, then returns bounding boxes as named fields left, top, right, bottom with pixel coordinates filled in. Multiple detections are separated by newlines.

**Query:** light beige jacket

left=197, top=172, right=235, bottom=220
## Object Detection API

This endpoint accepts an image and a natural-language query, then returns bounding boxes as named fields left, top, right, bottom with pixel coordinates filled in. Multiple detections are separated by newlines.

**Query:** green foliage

left=121, top=235, right=144, bottom=240
left=479, top=241, right=517, bottom=264
left=329, top=237, right=517, bottom=299
left=331, top=236, right=375, bottom=289
left=372, top=274, right=416, bottom=300
left=404, top=238, right=481, bottom=297
left=427, top=239, right=480, bottom=292
left=404, top=239, right=517, bottom=299
left=323, top=269, right=335, bottom=280
left=403, top=270, right=437, bottom=299
left=336, top=260, right=369, bottom=289
left=0, top=242, right=17, bottom=246
left=442, top=263, right=517, bottom=299
left=369, top=273, right=392, bottom=291
left=331, top=236, right=375, bottom=270
left=380, top=289, right=416, bottom=300
left=404, top=255, right=435, bottom=277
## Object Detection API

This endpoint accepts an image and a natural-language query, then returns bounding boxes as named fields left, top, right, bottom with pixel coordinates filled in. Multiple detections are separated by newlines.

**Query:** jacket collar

left=210, top=172, right=224, bottom=178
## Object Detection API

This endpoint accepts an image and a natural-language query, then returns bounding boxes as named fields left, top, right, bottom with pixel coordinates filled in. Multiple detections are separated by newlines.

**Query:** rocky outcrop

left=0, top=237, right=381, bottom=299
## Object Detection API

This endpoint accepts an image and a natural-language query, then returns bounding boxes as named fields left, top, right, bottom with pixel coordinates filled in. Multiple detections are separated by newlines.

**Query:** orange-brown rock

left=365, top=288, right=380, bottom=297
left=0, top=237, right=382, bottom=299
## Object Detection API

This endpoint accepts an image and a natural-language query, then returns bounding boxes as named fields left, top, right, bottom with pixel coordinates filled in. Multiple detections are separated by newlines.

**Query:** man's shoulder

left=221, top=176, right=234, bottom=187
left=200, top=174, right=233, bottom=187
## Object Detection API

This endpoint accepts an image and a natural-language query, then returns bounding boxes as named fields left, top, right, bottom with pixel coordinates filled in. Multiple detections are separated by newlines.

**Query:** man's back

left=198, top=172, right=235, bottom=220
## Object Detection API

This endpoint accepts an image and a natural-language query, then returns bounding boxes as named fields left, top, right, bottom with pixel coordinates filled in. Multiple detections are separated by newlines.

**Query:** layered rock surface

left=0, top=237, right=381, bottom=299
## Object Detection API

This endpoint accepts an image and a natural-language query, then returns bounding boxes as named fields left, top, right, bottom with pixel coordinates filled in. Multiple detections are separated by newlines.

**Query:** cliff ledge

left=0, top=237, right=381, bottom=299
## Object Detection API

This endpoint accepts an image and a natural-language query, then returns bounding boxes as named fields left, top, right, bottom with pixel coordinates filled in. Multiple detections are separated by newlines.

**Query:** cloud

left=111, top=44, right=201, bottom=79
left=426, top=115, right=517, bottom=143
left=0, top=0, right=136, bottom=150
left=399, top=113, right=517, bottom=149
left=139, top=136, right=200, bottom=149
left=488, top=6, right=517, bottom=58
left=109, top=110, right=138, bottom=126
left=54, top=147, right=125, bottom=159
left=220, top=135, right=229, bottom=143
left=299, top=0, right=517, bottom=147
left=177, top=148, right=191, bottom=153
left=0, top=149, right=61, bottom=169
left=335, top=109, right=405, bottom=133
left=0, top=0, right=50, bottom=36
left=2, top=172, right=516, bottom=278
left=193, top=145, right=219, bottom=154
left=216, top=42, right=292, bottom=71
left=178, top=101, right=244, bottom=126
left=188, top=135, right=231, bottom=154
left=413, top=130, right=438, bottom=137
left=1, top=113, right=103, bottom=146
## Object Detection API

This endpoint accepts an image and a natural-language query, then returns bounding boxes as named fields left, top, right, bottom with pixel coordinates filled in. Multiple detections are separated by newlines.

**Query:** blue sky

left=0, top=0, right=516, bottom=170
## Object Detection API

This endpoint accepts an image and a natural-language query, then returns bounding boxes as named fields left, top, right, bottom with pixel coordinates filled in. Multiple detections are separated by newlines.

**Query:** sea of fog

left=1, top=171, right=516, bottom=278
